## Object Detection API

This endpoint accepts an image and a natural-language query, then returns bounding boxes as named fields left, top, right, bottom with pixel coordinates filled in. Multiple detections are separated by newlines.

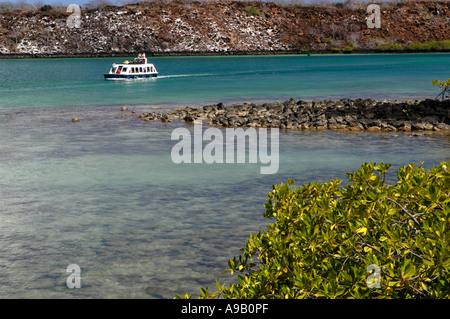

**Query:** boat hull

left=104, top=73, right=158, bottom=80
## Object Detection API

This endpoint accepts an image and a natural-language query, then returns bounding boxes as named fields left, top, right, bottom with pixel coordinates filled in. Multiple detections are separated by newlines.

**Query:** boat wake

left=158, top=68, right=304, bottom=80
left=157, top=73, right=212, bottom=79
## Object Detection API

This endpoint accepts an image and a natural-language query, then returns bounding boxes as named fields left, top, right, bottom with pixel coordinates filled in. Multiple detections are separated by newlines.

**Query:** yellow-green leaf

left=357, top=227, right=368, bottom=234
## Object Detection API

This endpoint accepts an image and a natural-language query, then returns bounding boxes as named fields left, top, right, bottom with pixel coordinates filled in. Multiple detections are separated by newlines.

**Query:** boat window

left=147, top=67, right=150, bottom=72
left=139, top=67, right=143, bottom=73
left=131, top=68, right=135, bottom=73
left=122, top=67, right=128, bottom=72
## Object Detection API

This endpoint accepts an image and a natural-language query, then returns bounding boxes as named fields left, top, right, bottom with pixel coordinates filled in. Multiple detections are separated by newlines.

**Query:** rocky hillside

left=0, top=0, right=449, bottom=57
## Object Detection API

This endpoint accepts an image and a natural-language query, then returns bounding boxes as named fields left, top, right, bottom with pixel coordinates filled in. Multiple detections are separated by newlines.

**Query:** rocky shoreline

left=2, top=49, right=450, bottom=60
left=125, top=98, right=450, bottom=132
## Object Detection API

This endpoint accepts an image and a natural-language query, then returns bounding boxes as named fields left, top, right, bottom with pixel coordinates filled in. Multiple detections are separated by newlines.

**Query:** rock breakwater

left=132, top=98, right=450, bottom=132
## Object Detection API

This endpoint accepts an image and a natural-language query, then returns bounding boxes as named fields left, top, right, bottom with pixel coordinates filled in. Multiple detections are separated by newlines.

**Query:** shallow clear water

left=0, top=54, right=449, bottom=298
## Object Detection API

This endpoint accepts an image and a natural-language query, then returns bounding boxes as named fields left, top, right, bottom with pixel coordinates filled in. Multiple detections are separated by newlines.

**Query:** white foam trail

left=158, top=73, right=211, bottom=79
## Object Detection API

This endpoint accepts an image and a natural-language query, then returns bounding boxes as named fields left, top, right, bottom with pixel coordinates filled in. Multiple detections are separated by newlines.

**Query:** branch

left=398, top=242, right=422, bottom=260
left=385, top=197, right=420, bottom=226
left=356, top=233, right=382, bottom=253
left=356, top=240, right=382, bottom=253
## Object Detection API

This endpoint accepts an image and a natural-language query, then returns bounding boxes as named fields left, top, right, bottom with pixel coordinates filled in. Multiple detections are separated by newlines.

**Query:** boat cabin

left=104, top=53, right=158, bottom=79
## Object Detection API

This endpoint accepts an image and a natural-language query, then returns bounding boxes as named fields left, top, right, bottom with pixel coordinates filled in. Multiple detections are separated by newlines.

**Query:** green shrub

left=432, top=40, right=450, bottom=50
left=406, top=42, right=428, bottom=51
left=244, top=5, right=260, bottom=17
left=344, top=43, right=354, bottom=53
left=432, top=78, right=450, bottom=101
left=438, top=40, right=450, bottom=50
left=406, top=41, right=450, bottom=51
left=179, top=162, right=450, bottom=299
left=376, top=43, right=403, bottom=51
left=39, top=5, right=53, bottom=12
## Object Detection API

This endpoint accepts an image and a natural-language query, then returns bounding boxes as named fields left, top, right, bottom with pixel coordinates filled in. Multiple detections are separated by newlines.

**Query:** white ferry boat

left=104, top=53, right=158, bottom=80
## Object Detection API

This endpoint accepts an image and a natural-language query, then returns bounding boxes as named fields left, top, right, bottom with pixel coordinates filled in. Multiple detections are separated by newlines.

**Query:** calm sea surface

left=0, top=54, right=449, bottom=298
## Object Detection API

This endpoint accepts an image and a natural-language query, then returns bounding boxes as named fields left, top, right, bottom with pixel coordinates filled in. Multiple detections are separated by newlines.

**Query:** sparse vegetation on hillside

left=376, top=43, right=404, bottom=51
left=38, top=4, right=53, bottom=12
left=244, top=5, right=260, bottom=16
left=0, top=0, right=448, bottom=56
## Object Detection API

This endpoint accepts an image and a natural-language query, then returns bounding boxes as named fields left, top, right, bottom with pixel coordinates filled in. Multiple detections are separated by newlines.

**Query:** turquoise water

left=0, top=54, right=449, bottom=298
left=1, top=53, right=449, bottom=109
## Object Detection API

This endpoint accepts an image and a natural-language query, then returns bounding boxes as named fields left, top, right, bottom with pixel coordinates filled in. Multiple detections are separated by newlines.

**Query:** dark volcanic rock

left=132, top=98, right=450, bottom=132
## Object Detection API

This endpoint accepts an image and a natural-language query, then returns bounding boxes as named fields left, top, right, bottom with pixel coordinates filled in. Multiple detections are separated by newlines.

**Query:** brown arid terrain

left=0, top=0, right=448, bottom=57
